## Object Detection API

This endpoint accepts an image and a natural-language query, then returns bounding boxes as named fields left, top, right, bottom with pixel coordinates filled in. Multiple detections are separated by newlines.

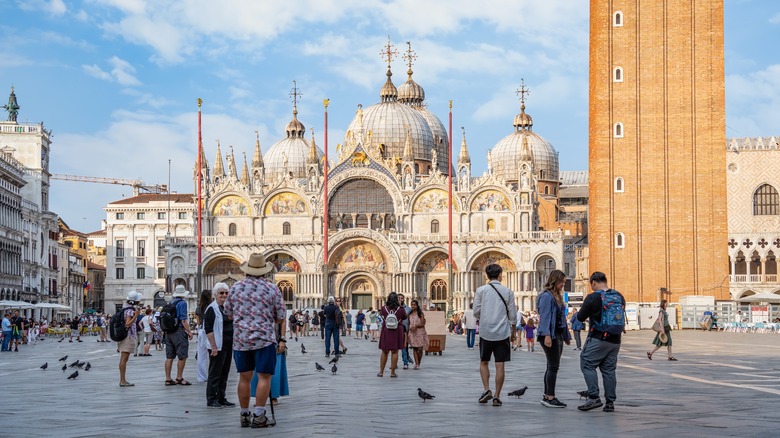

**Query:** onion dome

left=264, top=105, right=323, bottom=181
left=398, top=42, right=425, bottom=106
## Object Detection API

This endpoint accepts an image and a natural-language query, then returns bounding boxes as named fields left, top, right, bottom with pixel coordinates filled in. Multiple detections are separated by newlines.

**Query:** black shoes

left=219, top=400, right=236, bottom=407
left=540, top=398, right=567, bottom=408
left=603, top=402, right=615, bottom=412
left=578, top=398, right=603, bottom=411
left=478, top=389, right=493, bottom=404
left=207, top=400, right=223, bottom=408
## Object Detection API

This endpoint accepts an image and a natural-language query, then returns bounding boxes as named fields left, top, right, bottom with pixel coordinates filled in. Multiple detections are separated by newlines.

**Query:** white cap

left=126, top=291, right=142, bottom=303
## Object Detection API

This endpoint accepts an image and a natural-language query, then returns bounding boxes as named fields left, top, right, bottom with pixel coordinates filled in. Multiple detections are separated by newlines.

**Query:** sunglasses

left=218, top=291, right=228, bottom=295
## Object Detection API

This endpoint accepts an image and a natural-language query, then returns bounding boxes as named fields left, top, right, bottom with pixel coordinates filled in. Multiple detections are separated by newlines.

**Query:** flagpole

left=196, top=98, right=203, bottom=296
left=323, top=99, right=330, bottom=304
left=447, top=100, right=454, bottom=314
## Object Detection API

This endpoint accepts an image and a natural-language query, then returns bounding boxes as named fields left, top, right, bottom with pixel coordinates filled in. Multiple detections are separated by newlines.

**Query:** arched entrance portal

left=345, top=276, right=376, bottom=310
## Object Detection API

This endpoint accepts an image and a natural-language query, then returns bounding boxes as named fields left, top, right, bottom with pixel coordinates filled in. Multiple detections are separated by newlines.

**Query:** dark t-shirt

left=577, top=290, right=626, bottom=344
left=323, top=304, right=340, bottom=325
left=70, top=319, right=79, bottom=330
left=204, top=305, right=233, bottom=344
left=356, top=313, right=365, bottom=324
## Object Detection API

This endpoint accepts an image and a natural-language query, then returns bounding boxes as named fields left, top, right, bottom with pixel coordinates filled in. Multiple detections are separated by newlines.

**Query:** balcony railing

left=731, top=274, right=778, bottom=284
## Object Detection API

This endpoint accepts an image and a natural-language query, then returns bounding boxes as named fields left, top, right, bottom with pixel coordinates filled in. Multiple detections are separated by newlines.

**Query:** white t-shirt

left=141, top=315, right=153, bottom=333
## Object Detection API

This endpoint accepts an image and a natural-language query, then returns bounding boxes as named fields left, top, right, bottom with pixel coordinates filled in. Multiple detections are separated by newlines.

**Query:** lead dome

left=264, top=106, right=323, bottom=181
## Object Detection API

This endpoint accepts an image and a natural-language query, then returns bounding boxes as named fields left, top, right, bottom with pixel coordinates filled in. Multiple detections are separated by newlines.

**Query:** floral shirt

left=223, top=276, right=285, bottom=351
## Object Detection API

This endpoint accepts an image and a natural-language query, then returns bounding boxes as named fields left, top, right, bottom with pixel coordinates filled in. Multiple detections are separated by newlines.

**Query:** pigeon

left=59, top=355, right=68, bottom=362
left=329, top=355, right=339, bottom=364
left=84, top=362, right=91, bottom=371
left=58, top=338, right=64, bottom=343
left=301, top=344, right=306, bottom=354
left=418, top=388, right=435, bottom=402
left=67, top=370, right=79, bottom=380
left=40, top=362, right=48, bottom=370
left=577, top=390, right=589, bottom=399
left=75, top=361, right=86, bottom=369
left=61, top=364, right=67, bottom=372
left=69, top=360, right=79, bottom=368
left=315, top=362, right=325, bottom=372
left=331, top=364, right=337, bottom=374
left=508, top=387, right=528, bottom=398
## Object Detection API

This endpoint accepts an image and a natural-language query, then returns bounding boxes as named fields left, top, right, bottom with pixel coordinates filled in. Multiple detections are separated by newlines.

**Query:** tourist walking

left=462, top=303, right=477, bottom=350
left=398, top=293, right=412, bottom=369
left=537, top=269, right=571, bottom=408
left=570, top=308, right=584, bottom=350
left=323, top=296, right=341, bottom=357
left=118, top=291, right=142, bottom=387
left=345, top=310, right=352, bottom=337
left=223, top=253, right=286, bottom=428
left=354, top=309, right=365, bottom=339
left=68, top=314, right=80, bottom=343
left=163, top=285, right=194, bottom=386
left=576, top=271, right=626, bottom=413
left=407, top=299, right=429, bottom=369
left=368, top=307, right=379, bottom=341
left=205, top=282, right=235, bottom=408
left=474, top=263, right=517, bottom=407
left=524, top=315, right=536, bottom=351
left=311, top=308, right=320, bottom=336
left=647, top=300, right=677, bottom=361
left=377, top=292, right=407, bottom=377
left=318, top=305, right=326, bottom=341
left=1, top=312, right=12, bottom=351
left=140, top=308, right=154, bottom=356
left=196, top=289, right=213, bottom=383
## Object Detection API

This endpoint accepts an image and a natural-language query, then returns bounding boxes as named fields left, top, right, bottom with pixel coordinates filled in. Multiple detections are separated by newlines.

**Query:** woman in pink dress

left=407, top=300, right=429, bottom=369
left=378, top=292, right=407, bottom=378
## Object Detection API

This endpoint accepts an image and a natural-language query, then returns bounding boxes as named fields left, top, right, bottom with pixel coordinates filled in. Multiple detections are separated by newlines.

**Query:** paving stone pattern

left=1, top=330, right=779, bottom=437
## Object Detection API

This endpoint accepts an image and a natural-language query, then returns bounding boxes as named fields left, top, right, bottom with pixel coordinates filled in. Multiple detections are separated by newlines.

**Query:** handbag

left=651, top=317, right=663, bottom=333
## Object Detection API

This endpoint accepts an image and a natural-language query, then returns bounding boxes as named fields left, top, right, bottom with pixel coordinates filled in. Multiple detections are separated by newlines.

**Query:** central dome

left=491, top=103, right=559, bottom=183
left=265, top=107, right=323, bottom=181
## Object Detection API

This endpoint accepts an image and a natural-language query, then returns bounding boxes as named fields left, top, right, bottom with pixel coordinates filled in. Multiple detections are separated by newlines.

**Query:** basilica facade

left=166, top=54, right=563, bottom=313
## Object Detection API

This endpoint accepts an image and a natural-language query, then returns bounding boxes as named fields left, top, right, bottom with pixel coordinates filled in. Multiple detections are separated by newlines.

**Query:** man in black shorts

left=473, top=264, right=517, bottom=407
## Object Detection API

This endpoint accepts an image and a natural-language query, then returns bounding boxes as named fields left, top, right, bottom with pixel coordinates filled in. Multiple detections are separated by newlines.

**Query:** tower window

left=615, top=232, right=625, bottom=248
left=228, top=223, right=237, bottom=236
left=614, top=122, right=624, bottom=138
left=430, top=219, right=440, bottom=234
left=283, top=222, right=291, bottom=235
left=753, top=184, right=779, bottom=215
left=614, top=11, right=623, bottom=27
left=613, top=67, right=623, bottom=82
left=614, top=177, right=624, bottom=193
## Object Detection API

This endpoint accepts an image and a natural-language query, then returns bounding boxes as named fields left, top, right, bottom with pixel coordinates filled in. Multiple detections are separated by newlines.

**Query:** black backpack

left=109, top=309, right=129, bottom=342
left=159, top=299, right=180, bottom=333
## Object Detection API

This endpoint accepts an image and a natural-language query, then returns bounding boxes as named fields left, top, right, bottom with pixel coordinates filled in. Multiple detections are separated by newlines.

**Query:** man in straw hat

left=223, top=253, right=285, bottom=429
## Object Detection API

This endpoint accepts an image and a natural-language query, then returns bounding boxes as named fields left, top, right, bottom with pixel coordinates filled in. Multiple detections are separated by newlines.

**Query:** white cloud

left=17, top=0, right=66, bottom=16
left=726, top=64, right=780, bottom=137
left=40, top=31, right=93, bottom=51
left=770, top=12, right=780, bottom=24
left=81, top=56, right=141, bottom=86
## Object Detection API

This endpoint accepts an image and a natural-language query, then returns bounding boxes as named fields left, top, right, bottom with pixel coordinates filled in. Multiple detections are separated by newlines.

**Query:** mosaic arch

left=204, top=257, right=241, bottom=276
left=471, top=190, right=511, bottom=212
left=268, top=252, right=301, bottom=273
left=413, top=189, right=459, bottom=213
left=470, top=250, right=517, bottom=272
left=213, top=195, right=250, bottom=216
left=265, top=192, right=307, bottom=215
left=331, top=241, right=387, bottom=272
left=415, top=251, right=458, bottom=272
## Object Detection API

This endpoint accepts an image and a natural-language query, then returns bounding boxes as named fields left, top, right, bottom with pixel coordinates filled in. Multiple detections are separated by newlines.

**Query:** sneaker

left=478, top=389, right=493, bottom=404
left=219, top=400, right=236, bottom=407
left=251, top=413, right=269, bottom=428
left=531, top=347, right=535, bottom=352
left=207, top=400, right=223, bottom=408
left=578, top=398, right=603, bottom=411
left=240, top=412, right=251, bottom=428
left=603, top=402, right=614, bottom=412
left=540, top=398, right=567, bottom=408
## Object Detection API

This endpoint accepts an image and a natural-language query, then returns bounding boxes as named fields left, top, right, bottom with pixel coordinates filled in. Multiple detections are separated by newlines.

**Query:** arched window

left=430, top=279, right=447, bottom=301
left=282, top=222, right=291, bottom=235
left=753, top=184, right=779, bottom=215
left=614, top=122, right=624, bottom=138
left=614, top=177, right=624, bottom=193
left=544, top=186, right=549, bottom=195
left=614, top=11, right=623, bottom=27
left=228, top=223, right=237, bottom=236
left=430, top=219, right=440, bottom=234
left=277, top=280, right=294, bottom=308
left=613, top=67, right=623, bottom=82
left=615, top=232, right=625, bottom=249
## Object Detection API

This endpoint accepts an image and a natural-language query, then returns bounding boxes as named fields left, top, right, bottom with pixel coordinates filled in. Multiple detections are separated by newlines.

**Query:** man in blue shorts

left=224, top=253, right=286, bottom=429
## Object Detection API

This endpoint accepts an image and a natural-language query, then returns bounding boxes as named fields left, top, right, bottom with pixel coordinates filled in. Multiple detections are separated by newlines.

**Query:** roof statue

left=3, top=86, right=20, bottom=122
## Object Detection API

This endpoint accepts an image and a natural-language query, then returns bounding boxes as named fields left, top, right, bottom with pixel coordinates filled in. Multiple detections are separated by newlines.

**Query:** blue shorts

left=234, top=344, right=277, bottom=375
left=356, top=324, right=364, bottom=331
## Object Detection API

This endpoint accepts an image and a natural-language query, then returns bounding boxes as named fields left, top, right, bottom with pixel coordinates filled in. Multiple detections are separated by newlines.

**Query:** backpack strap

left=488, top=283, right=511, bottom=319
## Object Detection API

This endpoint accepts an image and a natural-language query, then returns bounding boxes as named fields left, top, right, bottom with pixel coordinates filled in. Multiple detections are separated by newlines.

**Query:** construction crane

left=51, top=174, right=168, bottom=196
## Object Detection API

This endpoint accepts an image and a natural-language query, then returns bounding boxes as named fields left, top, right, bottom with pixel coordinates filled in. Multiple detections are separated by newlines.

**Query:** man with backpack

left=115, top=291, right=142, bottom=387
left=576, top=271, right=626, bottom=413
left=323, top=296, right=341, bottom=357
left=161, top=285, right=194, bottom=386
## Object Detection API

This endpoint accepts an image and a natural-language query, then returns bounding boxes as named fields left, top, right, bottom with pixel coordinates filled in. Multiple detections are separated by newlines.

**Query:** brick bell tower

left=588, top=0, right=729, bottom=302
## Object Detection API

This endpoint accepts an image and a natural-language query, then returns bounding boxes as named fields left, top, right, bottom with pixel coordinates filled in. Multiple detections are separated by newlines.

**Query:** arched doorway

left=535, top=254, right=557, bottom=290
left=153, top=290, right=166, bottom=309
left=204, top=256, right=243, bottom=287
left=347, top=277, right=375, bottom=310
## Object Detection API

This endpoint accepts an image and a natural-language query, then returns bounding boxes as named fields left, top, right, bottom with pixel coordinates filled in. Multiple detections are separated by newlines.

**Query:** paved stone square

left=1, top=330, right=779, bottom=437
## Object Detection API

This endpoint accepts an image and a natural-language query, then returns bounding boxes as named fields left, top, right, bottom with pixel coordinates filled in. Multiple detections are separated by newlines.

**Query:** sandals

left=176, top=378, right=192, bottom=385
left=646, top=352, right=653, bottom=360
left=668, top=357, right=678, bottom=361
left=492, top=398, right=502, bottom=407
left=165, top=379, right=176, bottom=386
left=119, top=382, right=135, bottom=387
left=377, top=373, right=383, bottom=377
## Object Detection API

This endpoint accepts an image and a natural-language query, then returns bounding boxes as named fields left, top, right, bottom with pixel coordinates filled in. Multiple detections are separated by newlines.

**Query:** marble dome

left=490, top=104, right=559, bottom=183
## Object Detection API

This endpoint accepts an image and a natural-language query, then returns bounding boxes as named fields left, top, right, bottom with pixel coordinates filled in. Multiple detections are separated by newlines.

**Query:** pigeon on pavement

left=84, top=362, right=91, bottom=371
left=69, top=360, right=79, bottom=368
left=508, top=387, right=528, bottom=398
left=59, top=355, right=68, bottom=362
left=315, top=362, right=325, bottom=372
left=40, top=362, right=48, bottom=370
left=67, top=370, right=79, bottom=380
left=577, top=390, right=589, bottom=399
left=301, top=344, right=306, bottom=354
left=329, top=355, right=339, bottom=364
left=58, top=338, right=64, bottom=343
left=75, top=361, right=86, bottom=369
left=331, top=364, right=337, bottom=374
left=418, top=388, right=435, bottom=402
left=61, top=364, right=67, bottom=372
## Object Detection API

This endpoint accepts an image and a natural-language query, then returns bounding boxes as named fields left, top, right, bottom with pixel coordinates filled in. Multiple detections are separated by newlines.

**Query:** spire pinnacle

left=227, top=145, right=238, bottom=178
left=214, top=140, right=225, bottom=177
left=252, top=130, right=264, bottom=168
left=308, top=128, right=319, bottom=165
left=403, top=126, right=413, bottom=162
left=240, top=152, right=250, bottom=185
left=458, top=126, right=471, bottom=165
left=379, top=36, right=398, bottom=102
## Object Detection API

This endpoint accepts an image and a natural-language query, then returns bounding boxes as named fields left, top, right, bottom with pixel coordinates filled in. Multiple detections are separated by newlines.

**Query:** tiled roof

left=559, top=170, right=588, bottom=186
left=86, top=229, right=106, bottom=236
left=87, top=261, right=106, bottom=270
left=109, top=193, right=194, bottom=205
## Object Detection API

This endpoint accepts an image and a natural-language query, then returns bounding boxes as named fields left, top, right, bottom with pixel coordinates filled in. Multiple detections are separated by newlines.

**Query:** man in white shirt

left=473, top=264, right=517, bottom=407
left=462, top=303, right=478, bottom=350
left=140, top=309, right=154, bottom=356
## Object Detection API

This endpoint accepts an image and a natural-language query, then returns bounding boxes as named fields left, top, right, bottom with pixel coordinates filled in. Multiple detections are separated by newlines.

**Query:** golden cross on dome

left=515, top=79, right=530, bottom=106
left=289, top=80, right=302, bottom=109
left=380, top=36, right=398, bottom=68
left=403, top=41, right=417, bottom=71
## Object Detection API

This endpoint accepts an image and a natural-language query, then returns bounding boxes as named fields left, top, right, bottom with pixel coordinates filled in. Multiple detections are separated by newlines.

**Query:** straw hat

left=172, top=285, right=190, bottom=298
left=658, top=332, right=668, bottom=344
left=240, top=253, right=275, bottom=276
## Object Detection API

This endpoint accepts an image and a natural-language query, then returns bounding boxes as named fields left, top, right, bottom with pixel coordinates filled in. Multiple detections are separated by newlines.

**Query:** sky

left=0, top=0, right=778, bottom=232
